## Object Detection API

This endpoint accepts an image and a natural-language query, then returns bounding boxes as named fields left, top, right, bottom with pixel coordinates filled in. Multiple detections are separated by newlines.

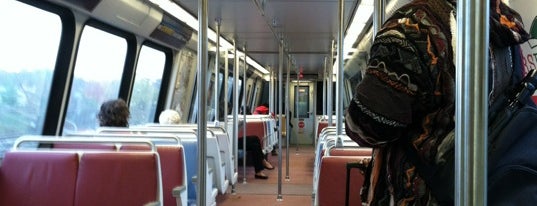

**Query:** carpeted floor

left=216, top=145, right=315, bottom=206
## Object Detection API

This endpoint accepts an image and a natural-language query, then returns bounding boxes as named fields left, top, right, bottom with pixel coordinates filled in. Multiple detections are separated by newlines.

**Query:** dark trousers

left=238, top=136, right=265, bottom=172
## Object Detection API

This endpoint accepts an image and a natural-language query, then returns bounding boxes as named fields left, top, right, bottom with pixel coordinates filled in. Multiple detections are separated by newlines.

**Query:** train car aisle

left=216, top=145, right=314, bottom=205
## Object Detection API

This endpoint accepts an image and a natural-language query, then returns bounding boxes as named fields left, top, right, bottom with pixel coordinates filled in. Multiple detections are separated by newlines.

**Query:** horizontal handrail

left=65, top=133, right=181, bottom=145
left=13, top=135, right=157, bottom=152
left=98, top=126, right=216, bottom=138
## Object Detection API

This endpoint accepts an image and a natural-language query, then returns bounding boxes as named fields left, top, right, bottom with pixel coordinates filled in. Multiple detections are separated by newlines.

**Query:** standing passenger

left=344, top=0, right=529, bottom=205
left=97, top=98, right=130, bottom=127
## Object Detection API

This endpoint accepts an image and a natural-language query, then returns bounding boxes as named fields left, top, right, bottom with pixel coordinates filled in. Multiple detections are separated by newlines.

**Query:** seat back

left=121, top=144, right=187, bottom=206
left=74, top=152, right=161, bottom=206
left=0, top=151, right=79, bottom=206
left=157, top=145, right=187, bottom=206
left=239, top=121, right=266, bottom=144
left=317, top=156, right=367, bottom=206
left=327, top=147, right=372, bottom=157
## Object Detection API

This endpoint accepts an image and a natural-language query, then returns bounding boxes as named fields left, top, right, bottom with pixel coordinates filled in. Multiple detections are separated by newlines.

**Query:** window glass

left=190, top=82, right=198, bottom=123
left=205, top=73, right=215, bottom=121
left=171, top=50, right=196, bottom=121
left=295, top=85, right=310, bottom=118
left=0, top=1, right=61, bottom=157
left=251, top=83, right=259, bottom=107
left=130, top=46, right=166, bottom=125
left=189, top=73, right=213, bottom=122
left=238, top=79, right=243, bottom=111
left=63, top=26, right=127, bottom=133
left=226, top=76, right=234, bottom=112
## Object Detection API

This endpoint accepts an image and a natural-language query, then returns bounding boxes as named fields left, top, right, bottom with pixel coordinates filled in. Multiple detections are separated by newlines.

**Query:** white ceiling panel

left=175, top=0, right=358, bottom=77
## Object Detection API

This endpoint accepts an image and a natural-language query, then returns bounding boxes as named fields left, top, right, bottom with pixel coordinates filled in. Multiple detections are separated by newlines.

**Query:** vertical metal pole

left=373, top=0, right=386, bottom=37
left=196, top=0, right=208, bottom=205
left=271, top=68, right=275, bottom=114
left=455, top=0, right=489, bottom=205
left=295, top=72, right=300, bottom=151
left=224, top=47, right=233, bottom=192
left=224, top=48, right=229, bottom=128
left=285, top=55, right=291, bottom=181
left=336, top=0, right=344, bottom=136
left=232, top=40, right=239, bottom=194
left=268, top=69, right=273, bottom=115
left=323, top=57, right=327, bottom=119
left=277, top=39, right=284, bottom=201
left=327, top=40, right=334, bottom=125
left=214, top=19, right=221, bottom=124
left=242, top=44, right=248, bottom=184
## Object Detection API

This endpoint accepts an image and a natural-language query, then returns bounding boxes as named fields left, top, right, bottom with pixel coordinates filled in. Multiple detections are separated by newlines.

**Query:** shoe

left=255, top=173, right=269, bottom=179
left=263, top=160, right=274, bottom=170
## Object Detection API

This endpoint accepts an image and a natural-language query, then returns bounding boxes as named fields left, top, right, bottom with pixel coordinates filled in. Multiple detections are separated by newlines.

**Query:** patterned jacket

left=345, top=0, right=529, bottom=205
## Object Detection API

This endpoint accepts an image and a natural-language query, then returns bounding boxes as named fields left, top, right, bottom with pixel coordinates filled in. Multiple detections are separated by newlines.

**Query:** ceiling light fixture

left=149, top=0, right=269, bottom=74
left=333, top=0, right=374, bottom=75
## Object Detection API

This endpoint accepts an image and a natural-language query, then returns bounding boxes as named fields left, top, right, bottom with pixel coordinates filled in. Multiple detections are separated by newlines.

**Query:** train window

left=226, top=76, right=234, bottom=110
left=238, top=79, right=243, bottom=106
left=206, top=72, right=224, bottom=121
left=63, top=26, right=127, bottom=133
left=245, top=85, right=252, bottom=109
left=129, top=46, right=166, bottom=125
left=207, top=73, right=217, bottom=121
left=191, top=72, right=218, bottom=122
left=0, top=1, right=61, bottom=157
left=217, top=72, right=224, bottom=105
left=190, top=82, right=198, bottom=122
left=250, top=82, right=259, bottom=107
left=171, top=49, right=196, bottom=121
left=295, top=85, right=310, bottom=118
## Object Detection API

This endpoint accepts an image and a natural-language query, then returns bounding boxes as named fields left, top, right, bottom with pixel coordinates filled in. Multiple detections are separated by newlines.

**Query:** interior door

left=290, top=81, right=315, bottom=145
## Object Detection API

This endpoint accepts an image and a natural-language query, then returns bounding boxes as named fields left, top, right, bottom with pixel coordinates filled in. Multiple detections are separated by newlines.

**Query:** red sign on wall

left=298, top=121, right=305, bottom=128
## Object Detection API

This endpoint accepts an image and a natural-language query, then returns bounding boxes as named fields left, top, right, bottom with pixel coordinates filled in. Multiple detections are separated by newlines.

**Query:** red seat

left=74, top=152, right=160, bottom=206
left=317, top=156, right=367, bottom=206
left=317, top=121, right=333, bottom=139
left=158, top=146, right=186, bottom=206
left=121, top=144, right=187, bottom=206
left=328, top=147, right=372, bottom=157
left=238, top=121, right=266, bottom=145
left=0, top=151, right=79, bottom=206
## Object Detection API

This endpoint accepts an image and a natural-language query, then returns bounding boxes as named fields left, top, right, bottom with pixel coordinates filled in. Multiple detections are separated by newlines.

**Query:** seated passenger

left=221, top=101, right=274, bottom=179
left=159, top=109, right=181, bottom=124
left=253, top=103, right=269, bottom=114
left=97, top=98, right=130, bottom=127
left=239, top=135, right=274, bottom=179
left=253, top=103, right=278, bottom=156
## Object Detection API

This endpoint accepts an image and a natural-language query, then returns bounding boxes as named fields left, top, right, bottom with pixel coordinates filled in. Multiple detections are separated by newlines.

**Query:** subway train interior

left=1, top=0, right=536, bottom=205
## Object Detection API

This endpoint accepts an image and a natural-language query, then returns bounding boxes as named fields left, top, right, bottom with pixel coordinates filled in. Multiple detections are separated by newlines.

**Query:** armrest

left=172, top=186, right=186, bottom=197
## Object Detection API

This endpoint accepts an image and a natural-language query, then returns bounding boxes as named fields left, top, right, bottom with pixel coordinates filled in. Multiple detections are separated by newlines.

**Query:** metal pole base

left=231, top=185, right=237, bottom=195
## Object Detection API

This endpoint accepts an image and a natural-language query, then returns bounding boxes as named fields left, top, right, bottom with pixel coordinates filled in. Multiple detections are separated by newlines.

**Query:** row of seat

left=0, top=137, right=164, bottom=206
left=94, top=119, right=276, bottom=205
left=0, top=116, right=283, bottom=206
left=312, top=119, right=373, bottom=206
left=1, top=127, right=224, bottom=206
left=229, top=114, right=278, bottom=155
left=94, top=125, right=227, bottom=206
